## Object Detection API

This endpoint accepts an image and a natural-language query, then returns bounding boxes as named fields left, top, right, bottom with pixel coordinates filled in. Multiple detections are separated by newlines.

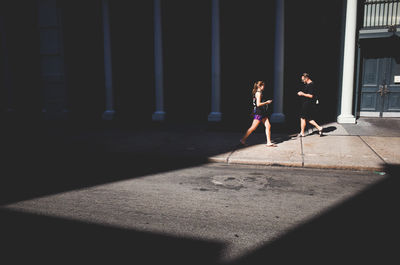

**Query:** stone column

left=101, top=0, right=115, bottom=120
left=270, top=0, right=285, bottom=123
left=208, top=0, right=222, bottom=122
left=337, top=0, right=357, bottom=124
left=152, top=0, right=166, bottom=121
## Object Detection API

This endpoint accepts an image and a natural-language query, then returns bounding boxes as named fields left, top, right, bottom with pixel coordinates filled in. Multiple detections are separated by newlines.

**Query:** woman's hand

left=297, top=91, right=304, bottom=96
left=266, top=100, right=273, bottom=104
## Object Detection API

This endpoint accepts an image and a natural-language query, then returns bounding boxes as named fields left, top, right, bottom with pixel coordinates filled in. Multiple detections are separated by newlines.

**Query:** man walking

left=297, top=73, right=323, bottom=137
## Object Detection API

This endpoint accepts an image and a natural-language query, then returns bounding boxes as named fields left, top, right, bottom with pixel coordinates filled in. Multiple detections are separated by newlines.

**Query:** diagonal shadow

left=0, top=207, right=225, bottom=265
left=1, top=146, right=211, bottom=205
left=1, top=123, right=215, bottom=205
left=228, top=164, right=400, bottom=265
left=1, top=152, right=210, bottom=205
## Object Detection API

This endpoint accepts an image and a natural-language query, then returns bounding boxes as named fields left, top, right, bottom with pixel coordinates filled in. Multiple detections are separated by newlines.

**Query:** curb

left=208, top=157, right=385, bottom=172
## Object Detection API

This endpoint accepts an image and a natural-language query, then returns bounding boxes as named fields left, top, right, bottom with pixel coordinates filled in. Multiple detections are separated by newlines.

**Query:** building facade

left=1, top=0, right=399, bottom=129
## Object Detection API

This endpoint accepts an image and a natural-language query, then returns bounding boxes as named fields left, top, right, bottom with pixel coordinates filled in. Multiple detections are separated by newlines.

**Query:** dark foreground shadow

left=229, top=164, right=400, bottom=265
left=0, top=207, right=224, bottom=265
left=1, top=151, right=209, bottom=205
left=1, top=124, right=212, bottom=205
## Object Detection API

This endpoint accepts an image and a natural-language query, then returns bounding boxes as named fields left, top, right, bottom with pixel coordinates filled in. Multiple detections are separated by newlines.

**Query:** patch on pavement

left=211, top=175, right=271, bottom=190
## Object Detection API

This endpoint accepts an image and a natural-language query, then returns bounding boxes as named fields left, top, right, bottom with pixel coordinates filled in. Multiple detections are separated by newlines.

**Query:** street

left=2, top=163, right=398, bottom=264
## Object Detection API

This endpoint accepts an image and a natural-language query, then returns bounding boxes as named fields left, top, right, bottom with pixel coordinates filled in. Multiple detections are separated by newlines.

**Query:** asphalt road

left=2, top=163, right=399, bottom=264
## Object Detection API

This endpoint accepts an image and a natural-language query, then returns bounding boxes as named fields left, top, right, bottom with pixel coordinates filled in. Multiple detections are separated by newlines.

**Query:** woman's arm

left=256, top=92, right=272, bottom=107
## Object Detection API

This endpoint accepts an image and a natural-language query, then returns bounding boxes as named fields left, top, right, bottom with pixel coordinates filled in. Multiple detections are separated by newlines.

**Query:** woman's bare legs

left=263, top=117, right=273, bottom=145
left=240, top=119, right=260, bottom=144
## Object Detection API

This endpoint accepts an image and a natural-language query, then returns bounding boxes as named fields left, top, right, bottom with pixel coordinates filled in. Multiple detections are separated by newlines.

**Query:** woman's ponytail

left=252, top=81, right=265, bottom=97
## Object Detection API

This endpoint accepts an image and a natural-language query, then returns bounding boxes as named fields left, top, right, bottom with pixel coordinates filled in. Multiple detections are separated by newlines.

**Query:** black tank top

left=253, top=92, right=267, bottom=115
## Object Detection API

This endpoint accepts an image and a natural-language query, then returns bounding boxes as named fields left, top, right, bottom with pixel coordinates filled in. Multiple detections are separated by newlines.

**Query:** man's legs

left=300, top=118, right=306, bottom=136
left=309, top=120, right=322, bottom=132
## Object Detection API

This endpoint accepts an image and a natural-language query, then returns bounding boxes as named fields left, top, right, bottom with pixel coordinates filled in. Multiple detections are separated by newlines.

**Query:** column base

left=208, top=112, right=222, bottom=122
left=270, top=112, right=285, bottom=123
left=152, top=111, right=166, bottom=121
left=337, top=114, right=356, bottom=124
left=102, top=110, right=116, bottom=120
left=42, top=108, right=69, bottom=120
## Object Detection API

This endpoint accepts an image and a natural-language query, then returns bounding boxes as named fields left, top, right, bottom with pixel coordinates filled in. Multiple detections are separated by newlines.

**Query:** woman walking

left=240, top=81, right=276, bottom=147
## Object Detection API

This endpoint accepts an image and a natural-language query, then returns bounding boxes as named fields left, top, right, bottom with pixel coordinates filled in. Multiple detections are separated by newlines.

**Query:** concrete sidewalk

left=8, top=117, right=396, bottom=172
left=208, top=120, right=400, bottom=171
left=62, top=118, right=400, bottom=172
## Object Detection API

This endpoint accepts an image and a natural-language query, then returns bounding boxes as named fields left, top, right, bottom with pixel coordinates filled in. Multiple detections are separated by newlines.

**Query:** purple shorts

left=253, top=114, right=264, bottom=121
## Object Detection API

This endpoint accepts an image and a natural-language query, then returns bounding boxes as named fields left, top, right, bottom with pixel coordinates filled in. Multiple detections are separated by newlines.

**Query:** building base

left=102, top=110, right=116, bottom=120
left=42, top=108, right=69, bottom=120
left=208, top=112, right=222, bottom=122
left=270, top=112, right=285, bottom=123
left=337, top=114, right=356, bottom=124
left=152, top=111, right=166, bottom=121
